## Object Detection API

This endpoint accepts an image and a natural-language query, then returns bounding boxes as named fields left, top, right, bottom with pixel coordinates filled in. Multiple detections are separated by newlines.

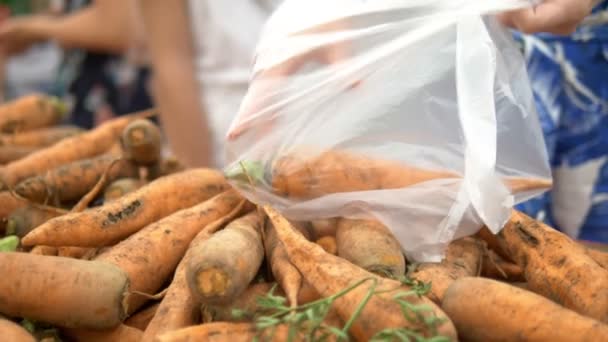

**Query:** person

left=501, top=0, right=608, bottom=243
left=0, top=0, right=153, bottom=129
left=138, top=0, right=283, bottom=168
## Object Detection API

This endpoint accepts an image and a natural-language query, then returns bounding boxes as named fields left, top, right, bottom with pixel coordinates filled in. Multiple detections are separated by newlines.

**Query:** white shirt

left=187, top=0, right=282, bottom=167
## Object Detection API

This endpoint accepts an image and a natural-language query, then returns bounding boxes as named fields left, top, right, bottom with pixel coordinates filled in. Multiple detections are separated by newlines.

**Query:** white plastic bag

left=224, top=0, right=552, bottom=262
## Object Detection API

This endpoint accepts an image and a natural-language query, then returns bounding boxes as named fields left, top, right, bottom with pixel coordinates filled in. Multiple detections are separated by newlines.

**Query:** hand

left=497, top=0, right=596, bottom=35
left=0, top=16, right=50, bottom=56
left=226, top=18, right=359, bottom=141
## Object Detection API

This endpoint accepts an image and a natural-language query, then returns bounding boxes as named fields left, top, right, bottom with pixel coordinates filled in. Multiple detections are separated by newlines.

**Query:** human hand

left=0, top=16, right=50, bottom=56
left=497, top=0, right=596, bottom=35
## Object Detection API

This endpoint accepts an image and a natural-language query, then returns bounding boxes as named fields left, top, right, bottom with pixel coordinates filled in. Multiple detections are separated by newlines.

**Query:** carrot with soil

left=0, top=191, right=27, bottom=220
left=316, top=236, right=337, bottom=255
left=186, top=211, right=265, bottom=306
left=22, top=168, right=228, bottom=247
left=125, top=303, right=160, bottom=331
left=264, top=205, right=457, bottom=341
left=5, top=205, right=63, bottom=238
left=0, top=94, right=66, bottom=133
left=410, top=237, right=483, bottom=304
left=310, top=218, right=339, bottom=238
left=14, top=153, right=139, bottom=204
left=498, top=210, right=608, bottom=322
left=0, top=125, right=83, bottom=147
left=480, top=249, right=525, bottom=282
left=63, top=324, right=143, bottom=342
left=0, top=109, right=154, bottom=188
left=95, top=190, right=245, bottom=313
left=0, top=145, right=39, bottom=164
left=441, top=277, right=608, bottom=342
left=336, top=218, right=405, bottom=278
left=156, top=322, right=293, bottom=342
left=0, top=252, right=129, bottom=329
left=120, top=118, right=162, bottom=166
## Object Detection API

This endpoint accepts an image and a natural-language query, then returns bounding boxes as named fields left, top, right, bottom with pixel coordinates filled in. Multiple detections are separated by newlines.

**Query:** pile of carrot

left=0, top=93, right=607, bottom=342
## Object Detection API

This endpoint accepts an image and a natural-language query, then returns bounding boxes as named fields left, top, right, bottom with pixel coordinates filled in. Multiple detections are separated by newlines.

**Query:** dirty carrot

left=410, top=237, right=483, bottom=303
left=5, top=205, right=63, bottom=238
left=480, top=249, right=525, bottom=282
left=264, top=205, right=457, bottom=341
left=95, top=190, right=245, bottom=313
left=0, top=191, right=27, bottom=220
left=0, top=318, right=36, bottom=342
left=498, top=210, right=608, bottom=322
left=441, top=277, right=608, bottom=342
left=124, top=303, right=160, bottom=331
left=316, top=236, right=337, bottom=255
left=104, top=178, right=145, bottom=202
left=57, top=246, right=97, bottom=259
left=63, top=324, right=143, bottom=342
left=141, top=210, right=244, bottom=341
left=0, top=145, right=39, bottom=164
left=156, top=322, right=292, bottom=342
left=264, top=220, right=304, bottom=309
left=310, top=218, right=339, bottom=238
left=476, top=226, right=513, bottom=262
left=29, top=245, right=58, bottom=256
left=0, top=125, right=83, bottom=147
left=22, top=168, right=228, bottom=247
left=186, top=211, right=265, bottom=306
left=203, top=282, right=275, bottom=322
left=336, top=218, right=405, bottom=278
left=0, top=252, right=129, bottom=329
left=0, top=109, right=154, bottom=188
left=120, top=118, right=162, bottom=166
left=0, top=94, right=66, bottom=133
left=587, top=248, right=608, bottom=269
left=14, top=153, right=139, bottom=204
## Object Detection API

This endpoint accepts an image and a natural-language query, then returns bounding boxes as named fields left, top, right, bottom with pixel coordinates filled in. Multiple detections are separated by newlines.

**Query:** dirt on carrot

left=155, top=322, right=294, bottom=342
left=0, top=94, right=66, bottom=133
left=0, top=145, right=39, bottom=164
left=120, top=119, right=162, bottom=166
left=0, top=125, right=83, bottom=147
left=480, top=249, right=525, bottom=282
left=62, top=324, right=143, bottom=342
left=441, top=277, right=608, bottom=342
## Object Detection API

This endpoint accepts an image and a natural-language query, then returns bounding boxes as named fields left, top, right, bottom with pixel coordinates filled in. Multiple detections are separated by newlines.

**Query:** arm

left=138, top=0, right=212, bottom=167
left=0, top=0, right=139, bottom=55
left=498, top=0, right=595, bottom=35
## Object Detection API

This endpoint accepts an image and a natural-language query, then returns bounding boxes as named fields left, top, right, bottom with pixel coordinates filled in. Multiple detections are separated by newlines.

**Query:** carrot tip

left=0, top=235, right=19, bottom=252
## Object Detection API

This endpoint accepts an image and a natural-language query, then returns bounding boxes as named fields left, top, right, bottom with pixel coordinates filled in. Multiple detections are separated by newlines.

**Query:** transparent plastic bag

left=224, top=0, right=552, bottom=262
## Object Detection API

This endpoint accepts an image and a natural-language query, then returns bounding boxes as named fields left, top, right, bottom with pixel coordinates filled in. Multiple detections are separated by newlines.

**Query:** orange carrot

left=155, top=322, right=292, bottom=342
left=310, top=218, right=338, bottom=238
left=264, top=205, right=457, bottom=341
left=336, top=218, right=405, bottom=277
left=0, top=318, right=36, bottom=342
left=0, top=125, right=83, bottom=147
left=203, top=282, right=275, bottom=322
left=14, top=153, right=139, bottom=204
left=5, top=205, right=62, bottom=238
left=0, top=94, right=66, bottom=133
left=124, top=303, right=160, bottom=331
left=95, top=190, right=245, bottom=313
left=0, top=252, right=129, bottom=329
left=186, top=211, right=265, bottom=306
left=22, top=168, right=228, bottom=247
left=57, top=246, right=97, bottom=259
left=316, top=236, right=337, bottom=255
left=587, top=248, right=608, bottom=269
left=29, top=245, right=58, bottom=256
left=441, top=277, right=608, bottom=342
left=63, top=324, right=142, bottom=342
left=410, top=237, right=483, bottom=304
left=103, top=178, right=145, bottom=202
left=0, top=191, right=27, bottom=220
left=0, top=145, right=38, bottom=164
left=480, top=249, right=525, bottom=282
left=498, top=210, right=608, bottom=322
left=120, top=118, right=162, bottom=166
left=476, top=226, right=512, bottom=262
left=142, top=210, right=243, bottom=341
left=0, top=109, right=153, bottom=188
left=255, top=149, right=552, bottom=199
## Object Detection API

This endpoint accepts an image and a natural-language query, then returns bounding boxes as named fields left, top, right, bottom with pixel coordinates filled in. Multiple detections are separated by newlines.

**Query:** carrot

left=498, top=210, right=608, bottom=322
left=336, top=218, right=405, bottom=278
left=0, top=109, right=153, bottom=188
left=441, top=277, right=608, bottom=342
left=159, top=157, right=186, bottom=177
left=0, top=125, right=83, bottom=147
left=238, top=149, right=552, bottom=199
left=264, top=205, right=457, bottom=341
left=476, top=226, right=512, bottom=262
left=0, top=191, right=27, bottom=220
left=120, top=118, right=162, bottom=166
left=29, top=245, right=58, bottom=256
left=0, top=318, right=36, bottom=342
left=264, top=220, right=304, bottom=309
left=22, top=168, right=228, bottom=247
left=5, top=205, right=62, bottom=238
left=95, top=190, right=245, bottom=313
left=57, top=246, right=97, bottom=259
left=587, top=248, right=608, bottom=269
left=310, top=218, right=338, bottom=238
left=142, top=210, right=244, bottom=341
left=0, top=145, right=38, bottom=164
left=103, top=178, right=145, bottom=202
left=155, top=322, right=292, bottom=342
left=410, top=237, right=483, bottom=303
left=14, top=153, right=139, bottom=204
left=63, top=324, right=142, bottom=342
left=186, top=211, right=265, bottom=306
left=480, top=249, right=525, bottom=282
left=203, top=282, right=275, bottom=322
left=0, top=94, right=66, bottom=133
left=316, top=236, right=337, bottom=255
left=0, top=252, right=129, bottom=329
left=125, top=303, right=160, bottom=331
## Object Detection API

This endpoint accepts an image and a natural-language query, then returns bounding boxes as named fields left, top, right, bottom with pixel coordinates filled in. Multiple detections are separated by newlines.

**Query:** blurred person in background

left=501, top=0, right=608, bottom=243
left=0, top=0, right=153, bottom=129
